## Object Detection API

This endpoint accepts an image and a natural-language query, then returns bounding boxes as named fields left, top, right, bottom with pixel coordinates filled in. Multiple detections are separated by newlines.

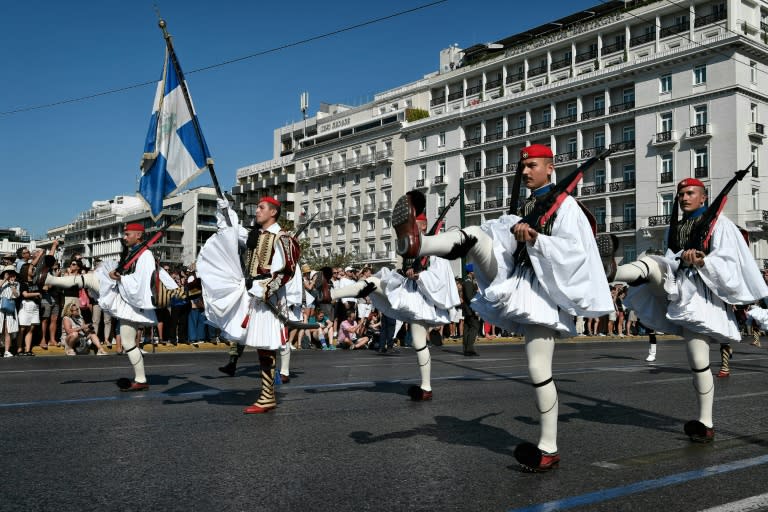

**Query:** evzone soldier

left=330, top=203, right=460, bottom=401
left=615, top=175, right=768, bottom=442
left=197, top=196, right=299, bottom=414
left=35, top=224, right=175, bottom=391
left=393, top=144, right=614, bottom=471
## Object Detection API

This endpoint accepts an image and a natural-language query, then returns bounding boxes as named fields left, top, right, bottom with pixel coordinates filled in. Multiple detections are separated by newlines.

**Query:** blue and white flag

left=139, top=49, right=211, bottom=220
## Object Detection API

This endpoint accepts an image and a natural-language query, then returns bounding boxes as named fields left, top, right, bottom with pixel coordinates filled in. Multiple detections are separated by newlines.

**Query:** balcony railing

left=555, top=151, right=577, bottom=163
left=447, top=90, right=464, bottom=101
left=484, top=198, right=504, bottom=209
left=465, top=202, right=480, bottom=212
left=433, top=175, right=445, bottom=185
left=555, top=114, right=576, bottom=126
left=485, top=78, right=503, bottom=89
left=660, top=172, right=674, bottom=183
left=629, top=31, right=655, bottom=46
left=415, top=179, right=426, bottom=188
left=465, top=84, right=482, bottom=95
left=763, top=210, right=768, bottom=222
left=601, top=40, right=624, bottom=55
left=581, top=107, right=605, bottom=120
left=609, top=179, right=636, bottom=192
left=380, top=201, right=392, bottom=210
left=319, top=212, right=332, bottom=220
left=694, top=166, right=709, bottom=178
left=430, top=96, right=446, bottom=106
left=506, top=162, right=518, bottom=173
left=464, top=169, right=483, bottom=180
left=527, top=65, right=547, bottom=77
left=580, top=183, right=606, bottom=196
left=484, top=131, right=504, bottom=143
left=333, top=208, right=345, bottom=218
left=507, top=126, right=526, bottom=137
left=694, top=10, right=727, bottom=28
left=689, top=124, right=709, bottom=137
left=649, top=215, right=670, bottom=226
left=529, top=120, right=551, bottom=132
left=506, top=71, right=525, bottom=83
left=463, top=137, right=482, bottom=147
left=485, top=165, right=504, bottom=176
left=550, top=58, right=571, bottom=70
left=581, top=146, right=605, bottom=159
left=609, top=139, right=635, bottom=152
left=748, top=123, right=765, bottom=136
left=610, top=220, right=636, bottom=231
left=660, top=21, right=689, bottom=38
left=609, top=100, right=635, bottom=113
left=348, top=207, right=360, bottom=216
left=363, top=204, right=377, bottom=213
left=655, top=130, right=675, bottom=144
left=575, top=49, right=597, bottom=62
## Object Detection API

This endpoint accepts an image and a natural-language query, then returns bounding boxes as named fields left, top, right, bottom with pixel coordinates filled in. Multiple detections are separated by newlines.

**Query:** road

left=1, top=338, right=767, bottom=511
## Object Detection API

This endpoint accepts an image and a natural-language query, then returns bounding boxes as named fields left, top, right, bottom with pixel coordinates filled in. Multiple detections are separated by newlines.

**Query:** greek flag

left=139, top=48, right=211, bottom=220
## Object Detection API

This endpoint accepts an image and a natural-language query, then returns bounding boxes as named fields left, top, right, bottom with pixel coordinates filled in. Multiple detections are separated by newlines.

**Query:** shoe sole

left=392, top=195, right=413, bottom=256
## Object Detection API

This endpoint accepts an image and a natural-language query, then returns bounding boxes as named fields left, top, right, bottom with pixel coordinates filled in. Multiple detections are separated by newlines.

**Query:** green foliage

left=405, top=108, right=429, bottom=123
left=301, top=249, right=360, bottom=271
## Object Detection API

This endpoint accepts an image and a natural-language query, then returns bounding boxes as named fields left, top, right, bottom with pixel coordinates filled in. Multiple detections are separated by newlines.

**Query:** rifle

left=668, top=161, right=754, bottom=253
left=293, top=210, right=319, bottom=238
left=409, top=194, right=460, bottom=272
left=115, top=206, right=195, bottom=274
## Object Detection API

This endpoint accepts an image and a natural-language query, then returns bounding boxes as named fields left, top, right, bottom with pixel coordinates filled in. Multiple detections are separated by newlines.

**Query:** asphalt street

left=2, top=338, right=768, bottom=512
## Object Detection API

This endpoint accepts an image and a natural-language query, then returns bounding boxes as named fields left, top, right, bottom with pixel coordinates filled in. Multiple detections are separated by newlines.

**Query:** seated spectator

left=61, top=303, right=108, bottom=356
left=337, top=310, right=369, bottom=350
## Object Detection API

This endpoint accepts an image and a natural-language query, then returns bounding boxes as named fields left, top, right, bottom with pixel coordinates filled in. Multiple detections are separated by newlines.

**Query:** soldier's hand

left=512, top=223, right=538, bottom=244
left=682, top=249, right=705, bottom=267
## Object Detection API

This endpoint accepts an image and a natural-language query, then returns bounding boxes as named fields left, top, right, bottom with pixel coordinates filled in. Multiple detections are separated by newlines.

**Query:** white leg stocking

left=684, top=330, right=714, bottom=428
left=419, top=226, right=497, bottom=284
left=525, top=325, right=558, bottom=454
left=279, top=340, right=291, bottom=378
left=120, top=321, right=146, bottom=384
left=330, top=277, right=381, bottom=301
left=410, top=323, right=431, bottom=392
left=614, top=256, right=664, bottom=294
left=45, top=273, right=100, bottom=294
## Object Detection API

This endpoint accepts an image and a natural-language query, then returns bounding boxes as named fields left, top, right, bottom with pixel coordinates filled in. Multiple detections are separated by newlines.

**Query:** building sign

left=319, top=117, right=351, bottom=133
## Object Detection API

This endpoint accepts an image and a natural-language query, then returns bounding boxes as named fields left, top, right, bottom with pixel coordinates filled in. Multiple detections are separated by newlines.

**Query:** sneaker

left=3, top=351, right=12, bottom=358
left=513, top=442, right=561, bottom=472
left=684, top=420, right=715, bottom=443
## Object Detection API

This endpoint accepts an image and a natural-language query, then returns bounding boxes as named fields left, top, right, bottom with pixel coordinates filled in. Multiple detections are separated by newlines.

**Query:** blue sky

left=1, top=0, right=597, bottom=238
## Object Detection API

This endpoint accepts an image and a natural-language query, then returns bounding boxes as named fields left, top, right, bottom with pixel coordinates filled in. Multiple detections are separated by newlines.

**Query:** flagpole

left=156, top=18, right=232, bottom=227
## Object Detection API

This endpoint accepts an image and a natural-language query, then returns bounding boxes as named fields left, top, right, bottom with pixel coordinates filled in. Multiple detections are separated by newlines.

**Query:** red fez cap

left=124, top=223, right=145, bottom=232
left=677, top=178, right=705, bottom=191
left=521, top=144, right=553, bottom=160
left=415, top=212, right=427, bottom=221
left=260, top=196, right=281, bottom=208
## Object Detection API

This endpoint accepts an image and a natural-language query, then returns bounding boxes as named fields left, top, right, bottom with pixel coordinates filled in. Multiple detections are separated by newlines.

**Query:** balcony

left=694, top=10, right=727, bottom=28
left=529, top=120, right=551, bottom=132
left=527, top=65, right=547, bottom=78
left=415, top=179, right=428, bottom=189
left=575, top=49, right=597, bottom=63
left=506, top=71, right=525, bottom=83
left=465, top=84, right=482, bottom=96
left=555, top=114, right=576, bottom=126
left=581, top=146, right=605, bottom=159
left=688, top=124, right=711, bottom=139
left=465, top=202, right=481, bottom=212
left=447, top=90, right=464, bottom=101
left=507, top=126, right=526, bottom=137
left=649, top=215, right=670, bottom=226
left=319, top=211, right=331, bottom=220
left=464, top=137, right=482, bottom=148
left=660, top=21, right=689, bottom=38
left=596, top=224, right=607, bottom=233
left=609, top=139, right=635, bottom=153
left=484, top=198, right=505, bottom=209
left=433, top=175, right=446, bottom=185
left=550, top=58, right=571, bottom=71
left=580, top=183, right=606, bottom=196
left=610, top=220, right=636, bottom=231
left=694, top=166, right=708, bottom=178
left=660, top=172, right=674, bottom=184
left=653, top=130, right=678, bottom=145
left=464, top=169, right=483, bottom=181
left=484, top=131, right=504, bottom=143
left=485, top=165, right=505, bottom=177
left=506, top=162, right=518, bottom=173
left=629, top=32, right=655, bottom=47
left=377, top=150, right=394, bottom=162
left=609, top=179, right=636, bottom=192
left=348, top=207, right=361, bottom=217
left=581, top=107, right=605, bottom=121
left=485, top=78, right=503, bottom=90
left=555, top=151, right=577, bottom=164
left=380, top=201, right=392, bottom=210
left=601, top=40, right=624, bottom=55
left=363, top=204, right=377, bottom=214
left=430, top=96, right=446, bottom=106
left=334, top=208, right=346, bottom=218
left=748, top=123, right=766, bottom=138
left=609, top=100, right=635, bottom=114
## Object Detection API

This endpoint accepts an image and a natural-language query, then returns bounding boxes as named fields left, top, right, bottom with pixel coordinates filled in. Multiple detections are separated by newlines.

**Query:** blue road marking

left=508, top=454, right=768, bottom=512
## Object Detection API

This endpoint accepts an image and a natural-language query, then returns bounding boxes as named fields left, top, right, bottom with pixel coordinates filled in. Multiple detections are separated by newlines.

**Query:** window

left=324, top=201, right=331, bottom=212
left=323, top=226, right=331, bottom=237
left=383, top=190, right=391, bottom=203
left=494, top=119, right=503, bottom=135
left=624, top=244, right=637, bottom=263
left=353, top=174, right=360, bottom=185
left=661, top=193, right=674, bottom=215
left=340, top=176, right=346, bottom=187
left=368, top=170, right=375, bottom=182
left=623, top=203, right=636, bottom=222
left=419, top=165, right=427, bottom=180
left=385, top=166, right=392, bottom=179
left=367, top=243, right=375, bottom=256
left=595, top=206, right=606, bottom=226
left=623, top=164, right=636, bottom=183
left=325, top=179, right=331, bottom=190
left=518, top=115, right=526, bottom=128
left=752, top=146, right=760, bottom=176
left=315, top=182, right=321, bottom=193
left=542, top=109, right=551, bottom=125
left=694, top=148, right=708, bottom=173
left=693, top=65, right=707, bottom=85
left=661, top=153, right=673, bottom=179
left=438, top=131, right=446, bottom=147
left=384, top=242, right=392, bottom=255
left=660, top=112, right=673, bottom=132
left=336, top=224, right=344, bottom=236
left=382, top=217, right=390, bottom=229
left=351, top=222, right=359, bottom=234
left=419, top=136, right=427, bottom=151
left=694, top=105, right=708, bottom=126
left=750, top=61, right=758, bottom=83
left=595, top=168, right=606, bottom=185
left=566, top=102, right=577, bottom=117
left=594, top=132, right=605, bottom=149
left=438, top=161, right=446, bottom=177
left=623, top=126, right=635, bottom=141
left=567, top=138, right=577, bottom=153
left=623, top=87, right=635, bottom=104
left=752, top=188, right=760, bottom=210
left=751, top=103, right=758, bottom=123
left=594, top=95, right=605, bottom=112
left=367, top=219, right=376, bottom=231
left=660, top=74, right=672, bottom=93
left=473, top=159, right=481, bottom=172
